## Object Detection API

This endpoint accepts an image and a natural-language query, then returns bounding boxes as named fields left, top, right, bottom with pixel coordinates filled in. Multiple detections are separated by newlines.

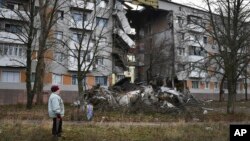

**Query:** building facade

left=128, top=0, right=250, bottom=99
left=0, top=0, right=136, bottom=104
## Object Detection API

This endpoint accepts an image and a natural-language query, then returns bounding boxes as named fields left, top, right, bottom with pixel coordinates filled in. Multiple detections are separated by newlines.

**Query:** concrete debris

left=73, top=78, right=209, bottom=115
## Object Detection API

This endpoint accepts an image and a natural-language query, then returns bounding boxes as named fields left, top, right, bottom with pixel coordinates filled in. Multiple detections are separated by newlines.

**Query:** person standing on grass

left=86, top=100, right=94, bottom=121
left=48, top=85, right=64, bottom=137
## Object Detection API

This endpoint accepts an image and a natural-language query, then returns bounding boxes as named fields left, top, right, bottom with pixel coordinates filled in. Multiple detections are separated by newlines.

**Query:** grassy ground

left=0, top=101, right=250, bottom=141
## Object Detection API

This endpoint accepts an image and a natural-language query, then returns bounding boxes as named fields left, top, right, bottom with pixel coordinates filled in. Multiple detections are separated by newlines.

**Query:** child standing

left=86, top=101, right=93, bottom=121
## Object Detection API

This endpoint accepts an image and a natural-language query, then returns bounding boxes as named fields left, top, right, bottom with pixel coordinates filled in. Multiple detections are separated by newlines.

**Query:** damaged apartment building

left=126, top=0, right=249, bottom=99
left=1, top=0, right=248, bottom=105
left=127, top=0, right=225, bottom=98
left=0, top=0, right=136, bottom=104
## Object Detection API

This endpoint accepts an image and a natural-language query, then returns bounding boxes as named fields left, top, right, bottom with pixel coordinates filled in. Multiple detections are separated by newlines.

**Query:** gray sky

left=172, top=0, right=206, bottom=9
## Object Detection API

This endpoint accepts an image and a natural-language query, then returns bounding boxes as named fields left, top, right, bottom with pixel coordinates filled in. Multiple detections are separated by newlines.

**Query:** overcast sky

left=172, top=0, right=206, bottom=9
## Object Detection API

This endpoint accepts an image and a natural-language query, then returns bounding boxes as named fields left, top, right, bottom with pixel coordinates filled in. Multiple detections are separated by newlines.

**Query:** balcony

left=188, top=55, right=204, bottom=63
left=69, top=19, right=94, bottom=30
left=114, top=11, right=136, bottom=35
left=70, top=0, right=94, bottom=11
left=186, top=23, right=204, bottom=33
left=68, top=40, right=94, bottom=50
left=113, top=28, right=135, bottom=48
left=67, top=54, right=93, bottom=71
left=0, top=8, right=28, bottom=21
left=0, top=56, right=26, bottom=67
left=177, top=70, right=206, bottom=80
left=0, top=31, right=26, bottom=44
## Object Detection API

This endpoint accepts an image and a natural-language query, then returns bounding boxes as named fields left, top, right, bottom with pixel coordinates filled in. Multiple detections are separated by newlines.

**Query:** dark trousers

left=52, top=118, right=62, bottom=135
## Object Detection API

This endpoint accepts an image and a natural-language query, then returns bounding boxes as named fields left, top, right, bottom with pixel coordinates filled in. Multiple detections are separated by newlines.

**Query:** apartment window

left=189, top=46, right=205, bottom=56
left=205, top=82, right=209, bottom=89
left=96, top=17, right=108, bottom=28
left=72, top=13, right=86, bottom=23
left=177, top=16, right=184, bottom=27
left=57, top=10, right=64, bottom=20
left=54, top=52, right=65, bottom=62
left=5, top=24, right=22, bottom=33
left=85, top=51, right=91, bottom=62
left=0, top=44, right=24, bottom=57
left=203, top=36, right=208, bottom=44
left=179, top=7, right=182, bottom=11
left=1, top=71, right=20, bottom=82
left=73, top=33, right=82, bottom=42
left=6, top=2, right=16, bottom=10
left=0, top=0, right=4, bottom=8
left=214, top=82, right=218, bottom=89
left=54, top=31, right=63, bottom=41
left=95, top=57, right=104, bottom=65
left=177, top=47, right=185, bottom=56
left=181, top=33, right=185, bottom=40
left=72, top=74, right=86, bottom=85
left=52, top=74, right=62, bottom=84
left=192, top=81, right=199, bottom=89
left=95, top=76, right=107, bottom=86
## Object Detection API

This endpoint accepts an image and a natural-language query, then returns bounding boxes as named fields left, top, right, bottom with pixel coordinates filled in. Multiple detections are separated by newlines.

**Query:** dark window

left=192, top=81, right=199, bottom=89
left=96, top=17, right=108, bottom=27
left=57, top=10, right=64, bottom=20
left=72, top=74, right=86, bottom=85
left=5, top=24, right=22, bottom=33
left=189, top=46, right=206, bottom=56
left=95, top=76, right=107, bottom=86
left=203, top=36, right=208, bottom=44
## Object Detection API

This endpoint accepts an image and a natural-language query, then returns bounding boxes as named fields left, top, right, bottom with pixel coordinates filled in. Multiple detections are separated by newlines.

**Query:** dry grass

left=0, top=101, right=250, bottom=140
left=0, top=120, right=229, bottom=141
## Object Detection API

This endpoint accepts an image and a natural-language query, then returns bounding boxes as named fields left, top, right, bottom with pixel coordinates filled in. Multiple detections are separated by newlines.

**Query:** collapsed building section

left=112, top=0, right=136, bottom=83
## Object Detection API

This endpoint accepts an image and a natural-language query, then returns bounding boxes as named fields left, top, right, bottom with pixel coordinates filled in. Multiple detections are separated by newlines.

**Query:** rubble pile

left=75, top=78, right=209, bottom=117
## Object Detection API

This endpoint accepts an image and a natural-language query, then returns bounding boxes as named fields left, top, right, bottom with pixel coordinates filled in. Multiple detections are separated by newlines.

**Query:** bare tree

left=197, top=0, right=250, bottom=114
left=0, top=0, right=67, bottom=108
left=54, top=0, right=114, bottom=100
left=0, top=0, right=38, bottom=109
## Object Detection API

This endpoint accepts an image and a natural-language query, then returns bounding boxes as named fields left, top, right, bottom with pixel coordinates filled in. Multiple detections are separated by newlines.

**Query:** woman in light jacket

left=48, top=85, right=64, bottom=137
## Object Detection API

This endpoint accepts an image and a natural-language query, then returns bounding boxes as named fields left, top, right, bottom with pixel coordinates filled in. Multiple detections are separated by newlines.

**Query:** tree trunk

left=26, top=45, right=33, bottom=109
left=25, top=0, right=36, bottom=109
left=34, top=52, right=46, bottom=104
left=227, top=79, right=237, bottom=114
